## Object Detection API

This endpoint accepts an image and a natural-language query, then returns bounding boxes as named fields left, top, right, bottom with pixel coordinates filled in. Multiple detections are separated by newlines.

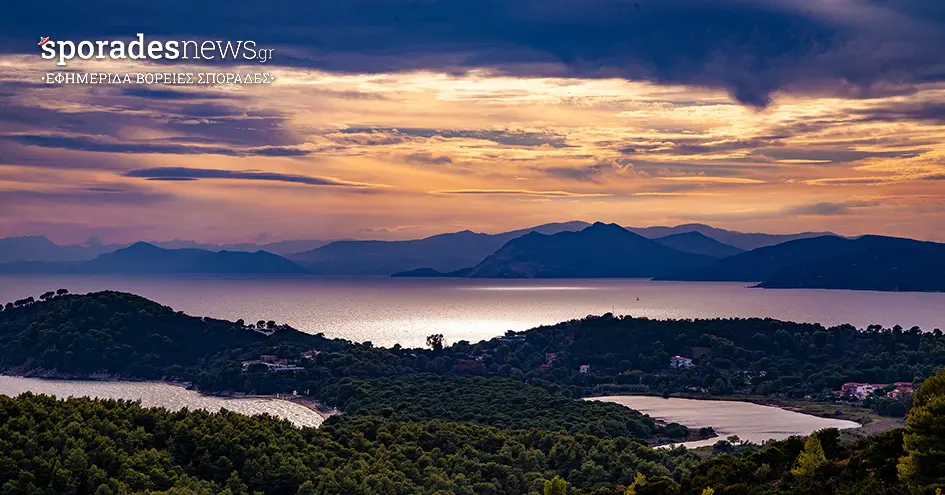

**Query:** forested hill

left=4, top=372, right=945, bottom=494
left=0, top=291, right=327, bottom=378
left=4, top=291, right=945, bottom=413
left=522, top=314, right=945, bottom=398
left=2, top=291, right=945, bottom=493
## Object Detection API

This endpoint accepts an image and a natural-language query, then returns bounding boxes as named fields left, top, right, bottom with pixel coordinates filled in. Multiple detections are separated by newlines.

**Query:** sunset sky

left=2, top=0, right=944, bottom=244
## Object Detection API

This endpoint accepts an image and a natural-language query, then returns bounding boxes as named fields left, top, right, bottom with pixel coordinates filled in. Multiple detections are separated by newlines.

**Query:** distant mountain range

left=651, top=231, right=744, bottom=258
left=145, top=239, right=332, bottom=256
left=0, top=236, right=331, bottom=263
left=5, top=223, right=944, bottom=292
left=288, top=221, right=590, bottom=275
left=661, top=235, right=945, bottom=292
left=626, top=224, right=835, bottom=251
left=0, top=236, right=123, bottom=263
left=661, top=235, right=854, bottom=282
left=758, top=238, right=945, bottom=292
left=396, top=222, right=716, bottom=278
left=0, top=222, right=823, bottom=267
left=0, top=242, right=309, bottom=274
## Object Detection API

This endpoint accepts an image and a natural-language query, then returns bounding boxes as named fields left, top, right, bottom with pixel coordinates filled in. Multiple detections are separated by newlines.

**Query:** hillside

left=760, top=246, right=945, bottom=291
left=0, top=242, right=310, bottom=275
left=0, top=393, right=696, bottom=495
left=0, top=392, right=918, bottom=494
left=463, top=222, right=714, bottom=278
left=290, top=221, right=589, bottom=275
left=2, top=291, right=943, bottom=493
left=2, top=352, right=942, bottom=494
left=652, top=231, right=744, bottom=258
left=0, top=291, right=322, bottom=378
left=0, top=291, right=670, bottom=441
left=661, top=234, right=945, bottom=287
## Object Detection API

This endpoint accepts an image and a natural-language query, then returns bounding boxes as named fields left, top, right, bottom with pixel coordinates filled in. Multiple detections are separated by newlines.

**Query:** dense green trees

left=4, top=292, right=941, bottom=417
left=524, top=315, right=945, bottom=401
left=0, top=393, right=696, bottom=495
left=426, top=334, right=445, bottom=351
left=543, top=476, right=567, bottom=495
left=0, top=391, right=920, bottom=494
left=317, top=374, right=663, bottom=438
left=1, top=291, right=944, bottom=494
left=899, top=368, right=945, bottom=494
left=685, top=428, right=909, bottom=494
left=791, top=433, right=827, bottom=479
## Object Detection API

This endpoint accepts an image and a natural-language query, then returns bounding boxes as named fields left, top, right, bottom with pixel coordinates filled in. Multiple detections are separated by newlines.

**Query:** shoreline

left=1, top=372, right=902, bottom=434
left=588, top=392, right=901, bottom=439
left=673, top=393, right=902, bottom=436
left=0, top=373, right=340, bottom=422
left=209, top=391, right=340, bottom=420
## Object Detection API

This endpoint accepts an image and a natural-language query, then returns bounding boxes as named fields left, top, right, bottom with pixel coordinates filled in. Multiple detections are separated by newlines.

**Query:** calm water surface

left=0, top=376, right=324, bottom=427
left=1, top=275, right=943, bottom=347
left=589, top=396, right=860, bottom=449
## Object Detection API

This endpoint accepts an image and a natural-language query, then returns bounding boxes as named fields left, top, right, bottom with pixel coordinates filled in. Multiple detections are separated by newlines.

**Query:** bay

left=0, top=375, right=325, bottom=427
left=1, top=275, right=943, bottom=348
left=588, top=396, right=861, bottom=449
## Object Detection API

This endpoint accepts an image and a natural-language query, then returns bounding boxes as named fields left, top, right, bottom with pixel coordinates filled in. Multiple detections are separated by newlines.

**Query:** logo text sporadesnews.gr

left=39, top=33, right=274, bottom=66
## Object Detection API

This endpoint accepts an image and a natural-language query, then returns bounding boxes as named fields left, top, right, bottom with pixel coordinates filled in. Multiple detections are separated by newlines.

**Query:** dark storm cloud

left=0, top=95, right=299, bottom=149
left=123, top=167, right=386, bottom=188
left=5, top=0, right=944, bottom=106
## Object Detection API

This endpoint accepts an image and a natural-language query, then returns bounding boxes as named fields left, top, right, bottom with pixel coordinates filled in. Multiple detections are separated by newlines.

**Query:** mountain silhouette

left=758, top=240, right=945, bottom=292
left=0, top=235, right=123, bottom=263
left=457, top=222, right=714, bottom=278
left=652, top=231, right=744, bottom=258
left=626, top=223, right=837, bottom=251
left=662, top=235, right=945, bottom=288
left=0, top=242, right=309, bottom=274
left=290, top=221, right=590, bottom=275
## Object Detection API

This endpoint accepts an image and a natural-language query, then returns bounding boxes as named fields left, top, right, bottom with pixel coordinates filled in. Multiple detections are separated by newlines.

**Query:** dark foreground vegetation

left=1, top=291, right=944, bottom=493
left=2, top=369, right=944, bottom=494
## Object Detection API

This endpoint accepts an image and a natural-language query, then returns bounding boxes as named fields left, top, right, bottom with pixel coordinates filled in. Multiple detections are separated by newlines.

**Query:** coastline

left=208, top=391, right=340, bottom=420
left=587, top=392, right=901, bottom=439
left=674, top=393, right=903, bottom=436
left=1, top=370, right=901, bottom=434
left=0, top=373, right=340, bottom=422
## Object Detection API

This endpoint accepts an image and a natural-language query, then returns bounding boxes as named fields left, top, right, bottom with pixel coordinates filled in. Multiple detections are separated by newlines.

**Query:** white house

left=579, top=364, right=591, bottom=374
left=670, top=356, right=694, bottom=369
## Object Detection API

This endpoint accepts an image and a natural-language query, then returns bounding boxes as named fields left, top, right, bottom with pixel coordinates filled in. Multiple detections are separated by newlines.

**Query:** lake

left=0, top=375, right=326, bottom=427
left=589, top=396, right=861, bottom=449
left=1, top=275, right=944, bottom=347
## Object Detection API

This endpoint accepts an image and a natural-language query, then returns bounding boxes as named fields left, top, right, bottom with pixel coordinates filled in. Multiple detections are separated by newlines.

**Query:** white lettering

left=129, top=33, right=146, bottom=60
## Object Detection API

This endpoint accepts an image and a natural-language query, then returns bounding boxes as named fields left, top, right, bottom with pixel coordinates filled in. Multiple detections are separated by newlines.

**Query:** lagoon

left=589, top=395, right=861, bottom=449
